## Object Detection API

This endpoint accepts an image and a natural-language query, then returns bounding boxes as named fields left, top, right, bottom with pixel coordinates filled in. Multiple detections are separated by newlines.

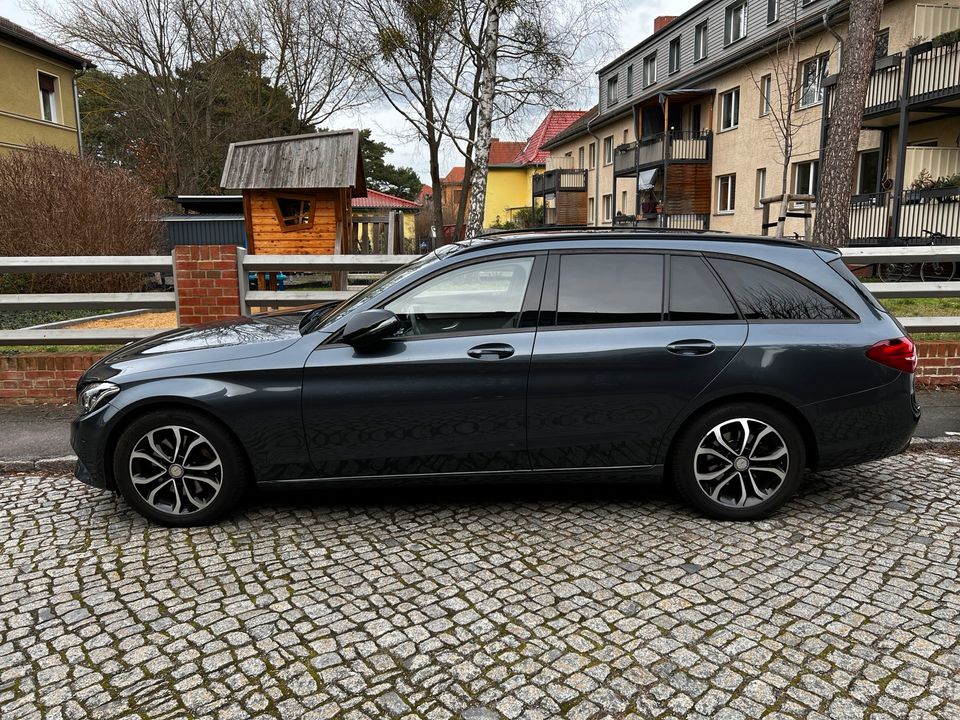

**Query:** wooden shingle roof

left=220, top=129, right=366, bottom=195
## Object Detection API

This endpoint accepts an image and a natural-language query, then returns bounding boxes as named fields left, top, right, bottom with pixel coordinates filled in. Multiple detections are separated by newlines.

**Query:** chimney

left=654, top=16, right=677, bottom=33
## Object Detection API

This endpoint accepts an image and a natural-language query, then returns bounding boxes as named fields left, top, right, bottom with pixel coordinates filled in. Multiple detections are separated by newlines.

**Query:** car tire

left=669, top=402, right=805, bottom=520
left=112, top=409, right=248, bottom=526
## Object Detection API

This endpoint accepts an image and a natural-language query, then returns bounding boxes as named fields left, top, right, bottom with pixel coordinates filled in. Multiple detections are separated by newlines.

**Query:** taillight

left=866, top=337, right=917, bottom=374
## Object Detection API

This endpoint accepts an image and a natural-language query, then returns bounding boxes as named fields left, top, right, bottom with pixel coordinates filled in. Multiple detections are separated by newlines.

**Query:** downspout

left=72, top=62, right=90, bottom=157
left=586, top=114, right=601, bottom=225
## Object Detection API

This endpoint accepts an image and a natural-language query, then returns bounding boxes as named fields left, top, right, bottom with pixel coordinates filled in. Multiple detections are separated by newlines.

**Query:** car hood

left=81, top=311, right=314, bottom=384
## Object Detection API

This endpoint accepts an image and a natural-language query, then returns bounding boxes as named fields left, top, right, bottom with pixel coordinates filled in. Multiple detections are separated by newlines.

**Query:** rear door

left=526, top=250, right=748, bottom=469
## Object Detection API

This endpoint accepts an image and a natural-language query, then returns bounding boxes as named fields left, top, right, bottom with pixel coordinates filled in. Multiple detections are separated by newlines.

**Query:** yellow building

left=0, top=16, right=91, bottom=154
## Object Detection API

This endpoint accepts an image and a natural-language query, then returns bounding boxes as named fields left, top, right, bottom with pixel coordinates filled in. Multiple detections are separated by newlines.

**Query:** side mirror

left=342, top=309, right=400, bottom=347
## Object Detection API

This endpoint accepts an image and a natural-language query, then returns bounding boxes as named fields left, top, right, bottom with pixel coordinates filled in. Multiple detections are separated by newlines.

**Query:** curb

left=0, top=455, right=76, bottom=474
left=1, top=437, right=959, bottom=475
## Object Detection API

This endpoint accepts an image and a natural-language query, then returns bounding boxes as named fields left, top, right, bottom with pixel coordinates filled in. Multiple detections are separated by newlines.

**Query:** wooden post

left=387, top=211, right=397, bottom=255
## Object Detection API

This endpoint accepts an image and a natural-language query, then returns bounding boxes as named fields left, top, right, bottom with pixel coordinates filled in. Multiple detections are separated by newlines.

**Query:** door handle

left=666, top=339, right=716, bottom=356
left=467, top=343, right=515, bottom=360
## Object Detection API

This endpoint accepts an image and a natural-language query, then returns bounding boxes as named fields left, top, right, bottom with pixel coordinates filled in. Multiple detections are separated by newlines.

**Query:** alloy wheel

left=128, top=425, right=224, bottom=515
left=693, top=418, right=789, bottom=508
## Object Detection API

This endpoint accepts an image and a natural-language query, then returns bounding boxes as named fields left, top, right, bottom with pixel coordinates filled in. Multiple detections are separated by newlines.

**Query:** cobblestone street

left=0, top=452, right=958, bottom=719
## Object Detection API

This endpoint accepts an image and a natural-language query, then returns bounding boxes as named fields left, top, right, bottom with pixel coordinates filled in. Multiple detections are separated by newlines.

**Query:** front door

left=527, top=251, right=747, bottom=469
left=302, top=254, right=545, bottom=478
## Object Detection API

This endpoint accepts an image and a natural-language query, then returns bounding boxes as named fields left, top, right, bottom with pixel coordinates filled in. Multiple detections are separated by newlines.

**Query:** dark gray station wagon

left=72, top=231, right=920, bottom=525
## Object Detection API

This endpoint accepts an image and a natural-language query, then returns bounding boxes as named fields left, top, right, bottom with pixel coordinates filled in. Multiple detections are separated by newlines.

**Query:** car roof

left=443, top=227, right=838, bottom=257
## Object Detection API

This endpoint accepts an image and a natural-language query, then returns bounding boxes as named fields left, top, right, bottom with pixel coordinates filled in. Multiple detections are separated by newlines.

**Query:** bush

left=0, top=145, right=164, bottom=293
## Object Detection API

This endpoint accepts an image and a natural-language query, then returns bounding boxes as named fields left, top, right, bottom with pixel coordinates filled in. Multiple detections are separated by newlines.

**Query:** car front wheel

left=670, top=403, right=805, bottom=520
left=112, top=410, right=248, bottom=526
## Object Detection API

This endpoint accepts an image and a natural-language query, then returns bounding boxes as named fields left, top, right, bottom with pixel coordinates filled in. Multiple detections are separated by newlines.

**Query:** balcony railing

left=848, top=187, right=960, bottom=245
left=532, top=168, right=588, bottom=195
left=612, top=213, right=710, bottom=230
left=858, top=40, right=960, bottom=116
left=613, top=131, right=713, bottom=176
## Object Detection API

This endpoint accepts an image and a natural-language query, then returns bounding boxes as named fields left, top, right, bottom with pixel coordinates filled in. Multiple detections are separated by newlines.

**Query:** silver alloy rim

left=128, top=425, right=223, bottom=515
left=693, top=418, right=789, bottom=508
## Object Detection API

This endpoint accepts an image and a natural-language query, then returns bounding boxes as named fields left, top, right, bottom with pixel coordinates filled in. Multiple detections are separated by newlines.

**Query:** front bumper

left=70, top=403, right=117, bottom=490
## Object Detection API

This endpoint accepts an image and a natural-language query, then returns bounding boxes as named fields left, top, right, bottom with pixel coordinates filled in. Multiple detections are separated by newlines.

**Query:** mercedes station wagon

left=71, top=231, right=920, bottom=525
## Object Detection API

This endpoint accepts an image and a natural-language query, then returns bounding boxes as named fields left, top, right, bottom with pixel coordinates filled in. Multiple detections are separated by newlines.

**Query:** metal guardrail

left=2, top=247, right=960, bottom=344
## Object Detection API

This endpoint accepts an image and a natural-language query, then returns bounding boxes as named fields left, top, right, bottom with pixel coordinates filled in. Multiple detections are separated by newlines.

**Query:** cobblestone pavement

left=1, top=453, right=958, bottom=720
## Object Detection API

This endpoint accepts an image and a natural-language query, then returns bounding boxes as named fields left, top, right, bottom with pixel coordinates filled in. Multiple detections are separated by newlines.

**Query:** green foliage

left=79, top=47, right=306, bottom=194
left=933, top=29, right=960, bottom=47
left=488, top=205, right=544, bottom=229
left=359, top=129, right=423, bottom=200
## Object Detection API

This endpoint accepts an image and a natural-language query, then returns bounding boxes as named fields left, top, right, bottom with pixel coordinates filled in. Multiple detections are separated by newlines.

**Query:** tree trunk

left=813, top=0, right=883, bottom=246
left=465, top=3, right=500, bottom=238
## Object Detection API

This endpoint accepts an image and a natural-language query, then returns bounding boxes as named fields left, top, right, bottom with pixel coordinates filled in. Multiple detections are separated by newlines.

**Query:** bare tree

left=747, top=0, right=830, bottom=237
left=812, top=0, right=884, bottom=246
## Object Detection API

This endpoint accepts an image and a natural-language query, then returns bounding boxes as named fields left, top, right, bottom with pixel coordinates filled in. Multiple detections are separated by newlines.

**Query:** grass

left=878, top=297, right=960, bottom=340
left=0, top=308, right=117, bottom=330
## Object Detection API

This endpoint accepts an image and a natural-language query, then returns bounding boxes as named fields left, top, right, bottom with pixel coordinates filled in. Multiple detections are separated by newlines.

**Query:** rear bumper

left=805, top=373, right=919, bottom=470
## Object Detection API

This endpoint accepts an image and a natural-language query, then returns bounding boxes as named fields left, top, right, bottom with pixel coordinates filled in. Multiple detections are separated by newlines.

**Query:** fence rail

left=4, top=246, right=960, bottom=345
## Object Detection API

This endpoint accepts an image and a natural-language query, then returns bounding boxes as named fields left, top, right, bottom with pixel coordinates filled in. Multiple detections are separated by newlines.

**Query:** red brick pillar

left=173, top=245, right=242, bottom=326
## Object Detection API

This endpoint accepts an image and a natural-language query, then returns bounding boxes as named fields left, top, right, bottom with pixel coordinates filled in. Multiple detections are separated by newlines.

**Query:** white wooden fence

left=1, top=246, right=960, bottom=344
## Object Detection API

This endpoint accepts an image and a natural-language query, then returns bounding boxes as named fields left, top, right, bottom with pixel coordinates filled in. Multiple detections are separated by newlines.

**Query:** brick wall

left=0, top=352, right=108, bottom=404
left=173, top=244, right=241, bottom=325
left=915, top=341, right=960, bottom=386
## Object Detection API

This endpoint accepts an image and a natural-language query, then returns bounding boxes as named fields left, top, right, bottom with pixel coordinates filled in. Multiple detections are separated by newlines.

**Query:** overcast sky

left=2, top=0, right=698, bottom=184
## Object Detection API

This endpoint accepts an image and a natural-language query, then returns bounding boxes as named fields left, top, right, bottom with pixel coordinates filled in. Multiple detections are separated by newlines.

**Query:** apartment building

left=540, top=0, right=960, bottom=242
left=0, top=16, right=91, bottom=154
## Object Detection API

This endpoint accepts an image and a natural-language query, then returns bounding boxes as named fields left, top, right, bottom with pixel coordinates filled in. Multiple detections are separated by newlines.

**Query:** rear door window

left=709, top=257, right=849, bottom=320
left=557, top=253, right=663, bottom=325
left=668, top=255, right=739, bottom=321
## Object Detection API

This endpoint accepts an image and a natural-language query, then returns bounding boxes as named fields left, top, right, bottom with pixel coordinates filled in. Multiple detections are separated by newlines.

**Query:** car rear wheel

left=112, top=410, right=248, bottom=526
left=669, top=403, right=805, bottom=520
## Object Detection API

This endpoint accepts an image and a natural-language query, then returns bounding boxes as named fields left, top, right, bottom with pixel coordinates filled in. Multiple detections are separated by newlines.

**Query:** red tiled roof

left=513, top=110, right=588, bottom=165
left=442, top=166, right=465, bottom=184
left=488, top=139, right=526, bottom=166
left=352, top=189, right=420, bottom=209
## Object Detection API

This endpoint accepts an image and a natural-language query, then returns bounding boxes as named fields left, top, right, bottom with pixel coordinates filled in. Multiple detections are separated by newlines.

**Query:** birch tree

left=812, top=0, right=884, bottom=246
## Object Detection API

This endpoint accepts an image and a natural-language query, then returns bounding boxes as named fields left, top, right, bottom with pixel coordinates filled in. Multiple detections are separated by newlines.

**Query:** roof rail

left=476, top=225, right=726, bottom=238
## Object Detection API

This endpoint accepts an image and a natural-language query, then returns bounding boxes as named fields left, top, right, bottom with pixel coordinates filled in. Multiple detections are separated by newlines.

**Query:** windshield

left=301, top=249, right=451, bottom=333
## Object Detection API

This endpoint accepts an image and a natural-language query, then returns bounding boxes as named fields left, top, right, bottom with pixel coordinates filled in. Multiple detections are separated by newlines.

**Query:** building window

left=627, top=65, right=634, bottom=95
left=621, top=190, right=628, bottom=213
left=602, top=194, right=613, bottom=222
left=799, top=55, right=829, bottom=108
left=578, top=146, right=585, bottom=168
left=724, top=1, right=748, bottom=46
left=623, top=129, right=629, bottom=144
left=717, top=174, right=736, bottom=213
left=589, top=142, right=597, bottom=169
left=603, top=136, right=614, bottom=165
left=273, top=194, right=314, bottom=231
left=755, top=168, right=767, bottom=207
left=607, top=75, right=619, bottom=106
left=643, top=52, right=657, bottom=87
left=588, top=197, right=596, bottom=224
left=759, top=75, right=772, bottom=116
left=767, top=0, right=778, bottom=24
left=857, top=150, right=880, bottom=194
left=695, top=21, right=708, bottom=62
left=38, top=73, right=57, bottom=123
left=720, top=88, right=740, bottom=131
left=875, top=29, right=889, bottom=59
left=794, top=160, right=819, bottom=196
left=669, top=37, right=681, bottom=74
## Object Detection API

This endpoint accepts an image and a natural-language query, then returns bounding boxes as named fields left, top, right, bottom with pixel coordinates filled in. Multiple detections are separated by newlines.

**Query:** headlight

left=78, top=382, right=120, bottom=414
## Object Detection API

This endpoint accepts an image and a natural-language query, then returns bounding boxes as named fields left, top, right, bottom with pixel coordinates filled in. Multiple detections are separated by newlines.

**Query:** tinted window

left=709, top=258, right=848, bottom=320
left=669, top=256, right=738, bottom=321
left=385, top=257, right=534, bottom=336
left=557, top=254, right=663, bottom=325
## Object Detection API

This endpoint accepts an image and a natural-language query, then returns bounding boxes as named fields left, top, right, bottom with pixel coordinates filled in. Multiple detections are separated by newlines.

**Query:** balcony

left=848, top=186, right=960, bottom=245
left=532, top=168, right=588, bottom=196
left=613, top=131, right=713, bottom=177
left=613, top=213, right=710, bottom=231
left=858, top=38, right=960, bottom=117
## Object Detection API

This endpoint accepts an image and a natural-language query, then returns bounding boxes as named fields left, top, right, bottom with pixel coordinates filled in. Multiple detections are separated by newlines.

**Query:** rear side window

left=557, top=253, right=663, bottom=325
left=709, top=257, right=849, bottom=320
left=669, top=255, right=739, bottom=321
